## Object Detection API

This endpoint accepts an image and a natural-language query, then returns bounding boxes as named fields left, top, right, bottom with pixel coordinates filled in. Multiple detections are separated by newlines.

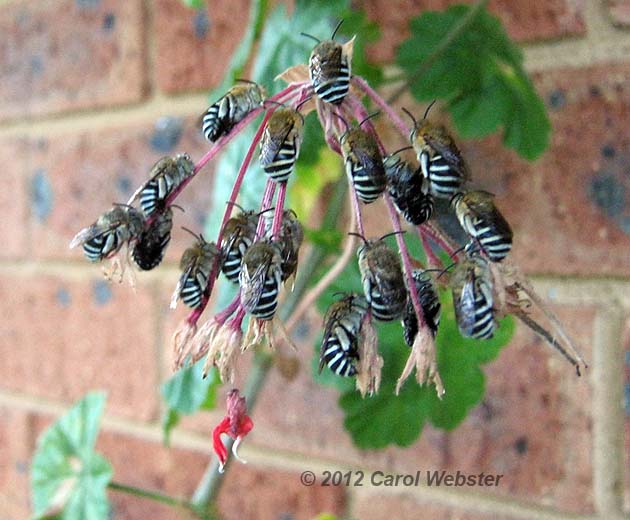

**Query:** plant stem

left=109, top=481, right=206, bottom=518
left=387, top=0, right=489, bottom=104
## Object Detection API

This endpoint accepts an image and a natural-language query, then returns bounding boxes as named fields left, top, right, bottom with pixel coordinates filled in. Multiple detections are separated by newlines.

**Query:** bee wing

left=69, top=219, right=121, bottom=249
left=454, top=275, right=478, bottom=336
left=239, top=260, right=270, bottom=313
left=353, top=145, right=384, bottom=176
left=259, top=118, right=296, bottom=167
left=170, top=263, right=195, bottom=309
left=467, top=192, right=513, bottom=240
left=425, top=133, right=469, bottom=180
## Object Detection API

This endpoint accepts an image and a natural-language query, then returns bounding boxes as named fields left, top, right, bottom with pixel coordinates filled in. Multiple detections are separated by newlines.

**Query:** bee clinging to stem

left=202, top=80, right=266, bottom=142
left=353, top=232, right=408, bottom=321
left=171, top=228, right=221, bottom=309
left=239, top=240, right=283, bottom=321
left=302, top=20, right=352, bottom=105
left=402, top=269, right=442, bottom=345
left=132, top=205, right=178, bottom=271
left=70, top=204, right=145, bottom=263
left=220, top=203, right=259, bottom=283
left=319, top=293, right=369, bottom=377
left=403, top=103, right=469, bottom=198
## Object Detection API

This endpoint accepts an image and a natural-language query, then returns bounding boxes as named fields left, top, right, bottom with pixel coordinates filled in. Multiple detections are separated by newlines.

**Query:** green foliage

left=31, top=393, right=112, bottom=520
left=160, top=360, right=220, bottom=443
left=314, top=261, right=514, bottom=449
left=396, top=4, right=550, bottom=160
left=181, top=0, right=205, bottom=9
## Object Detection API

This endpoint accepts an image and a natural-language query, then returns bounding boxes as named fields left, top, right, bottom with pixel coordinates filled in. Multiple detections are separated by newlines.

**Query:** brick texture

left=153, top=0, right=249, bottom=94
left=608, top=0, right=630, bottom=26
left=359, top=0, right=585, bottom=63
left=454, top=63, right=630, bottom=276
left=352, top=491, right=515, bottom=520
left=0, top=0, right=146, bottom=122
left=0, top=273, right=159, bottom=421
left=27, top=116, right=214, bottom=262
left=0, top=406, right=32, bottom=520
left=0, top=138, right=28, bottom=259
left=624, top=321, right=630, bottom=512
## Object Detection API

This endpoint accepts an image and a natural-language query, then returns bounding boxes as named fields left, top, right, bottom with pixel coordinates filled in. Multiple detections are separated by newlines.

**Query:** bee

left=403, top=103, right=469, bottom=198
left=355, top=234, right=407, bottom=321
left=384, top=150, right=434, bottom=225
left=302, top=20, right=351, bottom=105
left=402, top=270, right=441, bottom=346
left=239, top=241, right=283, bottom=320
left=221, top=207, right=259, bottom=283
left=202, top=80, right=266, bottom=142
left=259, top=106, right=304, bottom=183
left=171, top=230, right=221, bottom=309
left=319, top=293, right=369, bottom=377
left=275, top=209, right=304, bottom=283
left=70, top=204, right=145, bottom=262
left=450, top=190, right=513, bottom=262
left=340, top=115, right=386, bottom=204
left=131, top=206, right=174, bottom=271
left=136, top=154, right=194, bottom=216
left=451, top=246, right=496, bottom=339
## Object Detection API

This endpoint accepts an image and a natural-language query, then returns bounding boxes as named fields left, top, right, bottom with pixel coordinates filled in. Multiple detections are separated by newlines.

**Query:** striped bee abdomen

left=420, top=152, right=465, bottom=198
left=320, top=294, right=368, bottom=377
left=222, top=237, right=253, bottom=282
left=174, top=238, right=220, bottom=310
left=384, top=154, right=434, bottom=225
left=262, top=140, right=299, bottom=182
left=249, top=269, right=282, bottom=320
left=402, top=270, right=441, bottom=346
left=83, top=233, right=120, bottom=262
left=309, top=41, right=350, bottom=105
left=180, top=272, right=208, bottom=308
left=342, top=128, right=386, bottom=204
left=138, top=155, right=194, bottom=217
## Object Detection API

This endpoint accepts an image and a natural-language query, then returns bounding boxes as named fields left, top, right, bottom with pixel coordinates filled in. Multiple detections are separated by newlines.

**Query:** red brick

left=0, top=0, right=146, bottom=121
left=457, top=63, right=630, bottom=276
left=0, top=138, right=28, bottom=259
left=27, top=116, right=215, bottom=261
left=624, top=324, right=630, bottom=512
left=352, top=491, right=514, bottom=520
left=358, top=0, right=585, bottom=63
left=0, top=406, right=32, bottom=520
left=608, top=0, right=630, bottom=26
left=217, top=463, right=346, bottom=520
left=0, top=272, right=159, bottom=421
left=250, top=306, right=594, bottom=514
left=153, top=0, right=249, bottom=94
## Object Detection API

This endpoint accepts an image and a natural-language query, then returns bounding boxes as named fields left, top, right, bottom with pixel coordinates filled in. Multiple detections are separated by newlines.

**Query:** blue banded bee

left=319, top=293, right=369, bottom=377
left=171, top=230, right=221, bottom=309
left=384, top=151, right=434, bottom=225
left=403, top=104, right=469, bottom=198
left=303, top=21, right=350, bottom=105
left=239, top=241, right=283, bottom=321
left=402, top=270, right=441, bottom=346
left=355, top=234, right=407, bottom=321
left=70, top=204, right=145, bottom=262
left=132, top=206, right=174, bottom=271
left=273, top=209, right=304, bottom=284
left=340, top=116, right=386, bottom=204
left=202, top=80, right=266, bottom=142
left=451, top=246, right=496, bottom=339
left=221, top=208, right=259, bottom=283
left=259, top=106, right=304, bottom=183
left=451, top=190, right=513, bottom=262
left=137, top=154, right=194, bottom=216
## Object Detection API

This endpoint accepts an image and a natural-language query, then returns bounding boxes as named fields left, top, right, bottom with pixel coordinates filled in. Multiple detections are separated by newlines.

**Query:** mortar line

left=591, top=305, right=625, bottom=516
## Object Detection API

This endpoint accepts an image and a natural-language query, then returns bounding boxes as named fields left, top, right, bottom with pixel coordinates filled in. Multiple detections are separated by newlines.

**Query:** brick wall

left=1, top=1, right=629, bottom=519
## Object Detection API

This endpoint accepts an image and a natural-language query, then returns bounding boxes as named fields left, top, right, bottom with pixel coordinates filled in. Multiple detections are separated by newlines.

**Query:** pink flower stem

left=421, top=221, right=461, bottom=259
left=418, top=227, right=443, bottom=269
left=214, top=295, right=241, bottom=324
left=255, top=180, right=277, bottom=238
left=383, top=193, right=427, bottom=326
left=351, top=76, right=411, bottom=138
left=227, top=306, right=246, bottom=330
left=270, top=182, right=287, bottom=238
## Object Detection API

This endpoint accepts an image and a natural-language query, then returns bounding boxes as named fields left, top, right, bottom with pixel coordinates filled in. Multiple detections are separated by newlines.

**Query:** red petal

left=212, top=417, right=231, bottom=467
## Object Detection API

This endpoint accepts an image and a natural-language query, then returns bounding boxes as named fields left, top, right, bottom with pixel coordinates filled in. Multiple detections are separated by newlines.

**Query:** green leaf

left=160, top=360, right=220, bottom=442
left=314, top=262, right=515, bottom=449
left=181, top=0, right=205, bottom=8
left=31, top=392, right=112, bottom=520
left=396, top=4, right=550, bottom=160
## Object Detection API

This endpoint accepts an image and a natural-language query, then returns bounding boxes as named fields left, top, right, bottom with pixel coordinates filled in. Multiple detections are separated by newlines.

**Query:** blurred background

left=1, top=0, right=629, bottom=519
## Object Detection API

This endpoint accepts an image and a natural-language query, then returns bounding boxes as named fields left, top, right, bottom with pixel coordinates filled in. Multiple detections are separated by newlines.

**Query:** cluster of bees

left=71, top=20, right=515, bottom=383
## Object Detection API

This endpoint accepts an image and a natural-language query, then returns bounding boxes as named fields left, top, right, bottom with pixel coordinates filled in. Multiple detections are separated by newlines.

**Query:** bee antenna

left=331, top=291, right=348, bottom=298
left=423, top=100, right=437, bottom=120
left=331, top=19, right=344, bottom=40
left=389, top=145, right=413, bottom=157
left=235, top=78, right=257, bottom=86
left=358, top=111, right=380, bottom=129
left=448, top=244, right=468, bottom=260
left=294, top=96, right=313, bottom=113
left=379, top=230, right=406, bottom=241
left=112, top=202, right=135, bottom=210
left=264, top=99, right=286, bottom=110
left=436, top=263, right=455, bottom=279
left=225, top=200, right=246, bottom=212
left=401, top=107, right=417, bottom=128
left=347, top=232, right=367, bottom=245
left=257, top=207, right=275, bottom=217
left=181, top=226, right=202, bottom=241
left=300, top=32, right=321, bottom=44
left=170, top=204, right=186, bottom=213
left=332, top=112, right=350, bottom=132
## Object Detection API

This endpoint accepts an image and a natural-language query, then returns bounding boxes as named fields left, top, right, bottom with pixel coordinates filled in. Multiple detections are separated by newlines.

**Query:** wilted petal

left=171, top=320, right=197, bottom=370
left=396, top=324, right=444, bottom=398
left=355, top=318, right=383, bottom=397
